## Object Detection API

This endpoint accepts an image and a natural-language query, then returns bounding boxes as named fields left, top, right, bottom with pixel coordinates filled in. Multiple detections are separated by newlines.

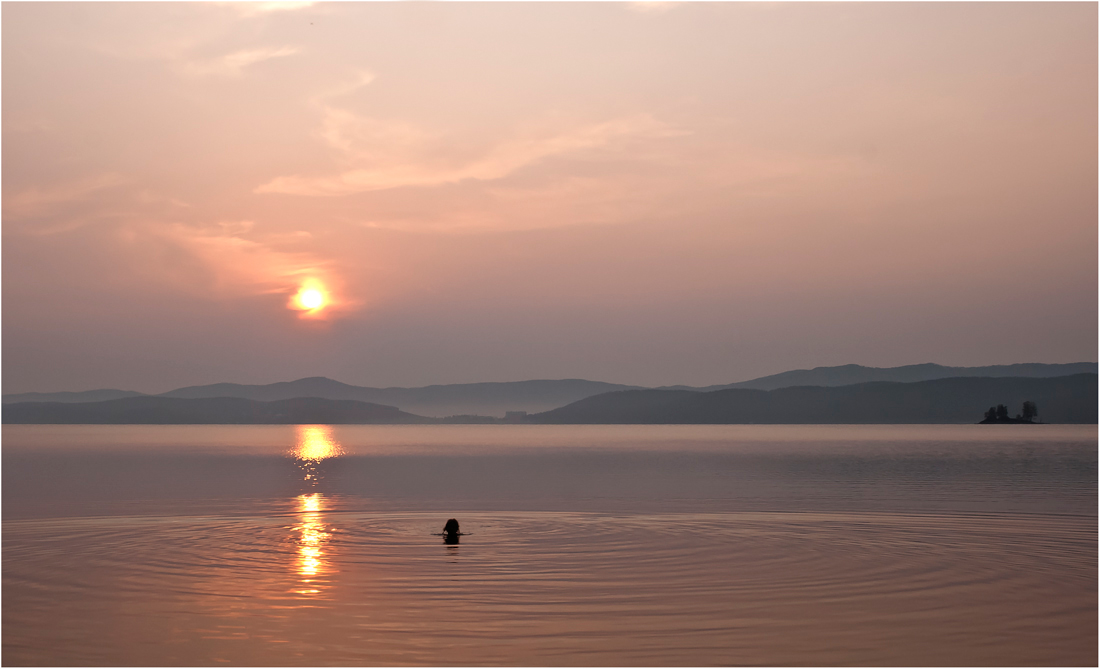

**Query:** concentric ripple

left=4, top=509, right=1095, bottom=666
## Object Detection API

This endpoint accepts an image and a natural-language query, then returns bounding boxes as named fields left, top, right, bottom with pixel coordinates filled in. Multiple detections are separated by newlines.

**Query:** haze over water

left=3, top=424, right=1095, bottom=665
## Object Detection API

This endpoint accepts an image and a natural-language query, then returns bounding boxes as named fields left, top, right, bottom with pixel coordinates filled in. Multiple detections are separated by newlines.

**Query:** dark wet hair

left=443, top=518, right=460, bottom=535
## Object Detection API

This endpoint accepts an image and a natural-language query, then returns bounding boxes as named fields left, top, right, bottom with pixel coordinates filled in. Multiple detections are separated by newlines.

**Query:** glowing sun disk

left=300, top=289, right=324, bottom=309
left=292, top=284, right=327, bottom=311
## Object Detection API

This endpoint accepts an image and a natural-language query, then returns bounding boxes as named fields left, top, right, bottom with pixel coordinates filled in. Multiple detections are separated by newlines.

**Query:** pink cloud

left=256, top=113, right=682, bottom=196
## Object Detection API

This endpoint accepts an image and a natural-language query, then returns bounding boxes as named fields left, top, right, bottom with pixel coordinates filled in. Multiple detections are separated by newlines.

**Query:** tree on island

left=981, top=401, right=1038, bottom=424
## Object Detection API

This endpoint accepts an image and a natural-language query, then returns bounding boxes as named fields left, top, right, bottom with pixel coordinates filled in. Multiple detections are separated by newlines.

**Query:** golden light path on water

left=290, top=426, right=344, bottom=595
left=293, top=425, right=344, bottom=486
left=295, top=493, right=331, bottom=594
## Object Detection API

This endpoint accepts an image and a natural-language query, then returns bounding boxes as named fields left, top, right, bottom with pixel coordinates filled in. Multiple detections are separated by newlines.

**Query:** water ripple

left=5, top=510, right=1094, bottom=665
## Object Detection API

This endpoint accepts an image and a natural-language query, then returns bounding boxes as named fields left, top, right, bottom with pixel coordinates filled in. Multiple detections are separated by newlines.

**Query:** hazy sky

left=3, top=2, right=1096, bottom=393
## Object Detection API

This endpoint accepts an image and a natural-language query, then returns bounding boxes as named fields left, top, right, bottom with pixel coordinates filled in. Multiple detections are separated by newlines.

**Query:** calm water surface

left=3, top=425, right=1096, bottom=665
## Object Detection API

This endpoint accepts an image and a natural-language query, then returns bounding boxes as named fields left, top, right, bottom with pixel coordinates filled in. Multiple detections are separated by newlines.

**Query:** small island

left=980, top=401, right=1039, bottom=424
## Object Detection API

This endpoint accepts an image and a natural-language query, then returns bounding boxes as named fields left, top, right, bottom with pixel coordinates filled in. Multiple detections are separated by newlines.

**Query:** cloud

left=180, top=46, right=299, bottom=78
left=626, top=2, right=680, bottom=15
left=3, top=174, right=129, bottom=225
left=256, top=113, right=682, bottom=196
left=126, top=220, right=356, bottom=319
left=314, top=71, right=377, bottom=102
left=153, top=221, right=326, bottom=296
left=229, top=2, right=316, bottom=18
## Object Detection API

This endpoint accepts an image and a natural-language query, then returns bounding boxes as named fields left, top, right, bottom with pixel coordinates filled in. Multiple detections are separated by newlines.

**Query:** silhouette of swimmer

left=442, top=518, right=461, bottom=544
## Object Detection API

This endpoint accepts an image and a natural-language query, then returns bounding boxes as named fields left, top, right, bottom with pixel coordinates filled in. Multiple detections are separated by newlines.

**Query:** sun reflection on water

left=288, top=426, right=343, bottom=596
left=292, top=425, right=344, bottom=485
left=294, top=492, right=332, bottom=594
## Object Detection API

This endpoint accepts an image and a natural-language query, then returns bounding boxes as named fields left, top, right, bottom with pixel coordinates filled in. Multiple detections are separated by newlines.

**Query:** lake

left=3, top=424, right=1096, bottom=665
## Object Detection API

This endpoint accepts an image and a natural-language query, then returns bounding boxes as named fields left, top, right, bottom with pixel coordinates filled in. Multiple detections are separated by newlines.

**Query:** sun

left=291, top=282, right=329, bottom=314
left=299, top=289, right=324, bottom=310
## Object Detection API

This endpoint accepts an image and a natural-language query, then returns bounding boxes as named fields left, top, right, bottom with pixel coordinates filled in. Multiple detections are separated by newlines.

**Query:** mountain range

left=2, top=378, right=634, bottom=417
left=664, top=362, right=1099, bottom=392
left=4, top=373, right=1096, bottom=425
left=3, top=362, right=1096, bottom=419
left=2, top=396, right=431, bottom=425
left=530, top=374, right=1098, bottom=425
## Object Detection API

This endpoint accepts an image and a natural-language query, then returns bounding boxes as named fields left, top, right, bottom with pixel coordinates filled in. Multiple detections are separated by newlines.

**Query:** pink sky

left=3, top=2, right=1096, bottom=393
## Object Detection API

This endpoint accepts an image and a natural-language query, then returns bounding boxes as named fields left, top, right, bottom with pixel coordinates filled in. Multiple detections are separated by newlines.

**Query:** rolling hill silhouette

left=2, top=396, right=431, bottom=424
left=4, top=362, right=1095, bottom=420
left=660, top=362, right=1098, bottom=391
left=3, top=378, right=639, bottom=417
left=5, top=374, right=1095, bottom=424
left=531, top=374, right=1098, bottom=424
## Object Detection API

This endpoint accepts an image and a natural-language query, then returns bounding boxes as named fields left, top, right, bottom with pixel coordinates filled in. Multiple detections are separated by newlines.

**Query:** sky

left=3, top=2, right=1097, bottom=394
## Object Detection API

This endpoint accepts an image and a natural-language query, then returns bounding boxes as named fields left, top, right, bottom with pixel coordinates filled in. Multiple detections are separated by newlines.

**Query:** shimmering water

left=3, top=425, right=1096, bottom=665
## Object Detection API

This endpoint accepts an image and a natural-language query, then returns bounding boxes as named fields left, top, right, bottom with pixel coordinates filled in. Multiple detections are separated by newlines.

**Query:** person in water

left=443, top=518, right=460, bottom=544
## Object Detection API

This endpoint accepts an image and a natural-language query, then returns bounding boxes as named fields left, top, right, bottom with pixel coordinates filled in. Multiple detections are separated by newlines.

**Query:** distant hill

left=3, top=378, right=637, bottom=417
left=1, top=389, right=145, bottom=404
left=532, top=374, right=1098, bottom=424
left=1, top=396, right=433, bottom=425
left=154, top=378, right=639, bottom=418
left=6, top=375, right=1095, bottom=424
left=5, top=363, right=1095, bottom=417
left=663, top=362, right=1100, bottom=392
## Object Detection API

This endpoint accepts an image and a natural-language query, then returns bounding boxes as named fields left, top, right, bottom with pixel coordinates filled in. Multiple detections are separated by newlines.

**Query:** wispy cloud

left=311, top=71, right=377, bottom=104
left=180, top=46, right=299, bottom=78
left=3, top=173, right=129, bottom=223
left=142, top=220, right=358, bottom=318
left=229, top=2, right=316, bottom=18
left=256, top=113, right=682, bottom=196
left=626, top=2, right=680, bottom=15
left=159, top=221, right=320, bottom=293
